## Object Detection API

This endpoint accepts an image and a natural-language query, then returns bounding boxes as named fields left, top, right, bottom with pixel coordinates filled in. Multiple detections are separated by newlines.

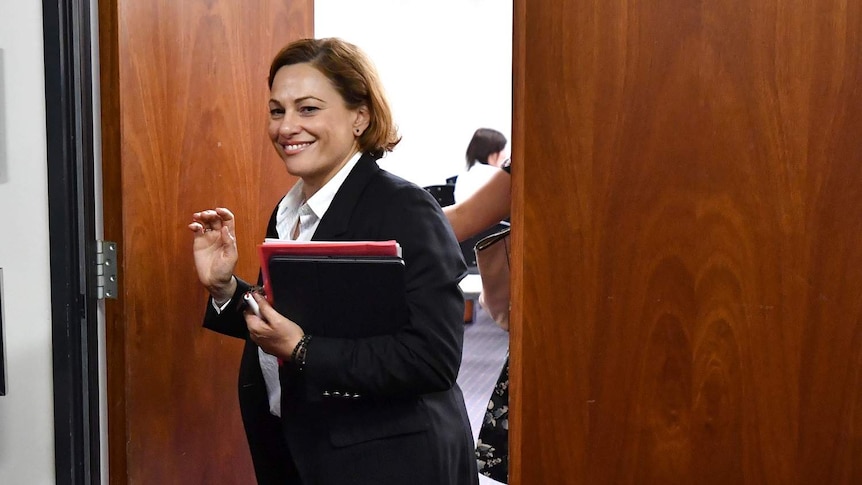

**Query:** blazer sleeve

left=299, top=185, right=468, bottom=399
left=202, top=276, right=254, bottom=339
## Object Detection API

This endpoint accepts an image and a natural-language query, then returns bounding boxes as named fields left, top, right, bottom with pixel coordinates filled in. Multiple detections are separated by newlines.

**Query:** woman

left=453, top=128, right=508, bottom=203
left=444, top=159, right=512, bottom=484
left=189, top=38, right=478, bottom=485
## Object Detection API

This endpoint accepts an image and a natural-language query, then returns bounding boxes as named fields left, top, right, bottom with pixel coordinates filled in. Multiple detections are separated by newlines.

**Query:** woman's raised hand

left=189, top=207, right=239, bottom=302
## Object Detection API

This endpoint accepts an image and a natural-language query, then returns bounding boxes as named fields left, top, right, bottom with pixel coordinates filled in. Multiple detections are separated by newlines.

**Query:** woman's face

left=267, top=62, right=369, bottom=195
left=487, top=149, right=508, bottom=168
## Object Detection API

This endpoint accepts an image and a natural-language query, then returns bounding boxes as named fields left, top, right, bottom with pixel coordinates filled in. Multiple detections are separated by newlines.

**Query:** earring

left=355, top=128, right=361, bottom=135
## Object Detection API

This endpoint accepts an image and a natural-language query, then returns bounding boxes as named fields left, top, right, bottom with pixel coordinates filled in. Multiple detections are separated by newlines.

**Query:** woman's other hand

left=189, top=207, right=239, bottom=301
left=245, top=292, right=305, bottom=361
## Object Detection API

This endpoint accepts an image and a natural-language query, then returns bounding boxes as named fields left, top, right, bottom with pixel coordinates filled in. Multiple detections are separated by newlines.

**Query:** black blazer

left=203, top=153, right=478, bottom=485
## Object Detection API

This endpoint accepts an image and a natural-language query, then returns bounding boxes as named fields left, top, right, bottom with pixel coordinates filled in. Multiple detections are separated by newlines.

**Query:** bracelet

left=290, top=334, right=312, bottom=371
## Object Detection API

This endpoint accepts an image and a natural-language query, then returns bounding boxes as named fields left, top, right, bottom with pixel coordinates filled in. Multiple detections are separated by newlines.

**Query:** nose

left=277, top=112, right=300, bottom=137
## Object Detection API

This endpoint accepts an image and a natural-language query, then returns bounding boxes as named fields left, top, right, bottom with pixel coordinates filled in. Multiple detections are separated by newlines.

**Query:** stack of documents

left=258, top=240, right=407, bottom=338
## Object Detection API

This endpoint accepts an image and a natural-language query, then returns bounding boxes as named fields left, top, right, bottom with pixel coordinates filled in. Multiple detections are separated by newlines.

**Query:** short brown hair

left=268, top=38, right=400, bottom=155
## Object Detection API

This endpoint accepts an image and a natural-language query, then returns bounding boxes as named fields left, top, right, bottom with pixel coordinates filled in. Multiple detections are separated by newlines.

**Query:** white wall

left=315, top=0, right=513, bottom=188
left=0, top=0, right=56, bottom=484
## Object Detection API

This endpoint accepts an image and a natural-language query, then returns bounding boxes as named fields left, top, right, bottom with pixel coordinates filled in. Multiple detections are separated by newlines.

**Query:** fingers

left=246, top=293, right=273, bottom=328
left=245, top=294, right=303, bottom=360
left=190, top=208, right=235, bottom=234
left=245, top=312, right=269, bottom=337
left=252, top=292, right=281, bottom=322
left=215, top=207, right=235, bottom=221
left=246, top=294, right=288, bottom=336
left=246, top=311, right=280, bottom=353
left=196, top=210, right=225, bottom=232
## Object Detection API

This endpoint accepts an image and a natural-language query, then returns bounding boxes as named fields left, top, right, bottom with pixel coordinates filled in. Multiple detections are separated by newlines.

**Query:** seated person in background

left=453, top=128, right=508, bottom=203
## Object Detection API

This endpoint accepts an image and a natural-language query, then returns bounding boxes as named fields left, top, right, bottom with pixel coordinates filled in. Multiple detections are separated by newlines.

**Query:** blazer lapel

left=313, top=151, right=382, bottom=240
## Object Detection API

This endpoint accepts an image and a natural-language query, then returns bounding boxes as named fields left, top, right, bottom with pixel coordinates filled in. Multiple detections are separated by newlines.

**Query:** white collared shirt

left=259, top=151, right=363, bottom=417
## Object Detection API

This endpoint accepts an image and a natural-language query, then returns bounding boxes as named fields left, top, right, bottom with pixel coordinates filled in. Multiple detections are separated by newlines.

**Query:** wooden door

left=511, top=0, right=862, bottom=483
left=99, top=0, right=312, bottom=482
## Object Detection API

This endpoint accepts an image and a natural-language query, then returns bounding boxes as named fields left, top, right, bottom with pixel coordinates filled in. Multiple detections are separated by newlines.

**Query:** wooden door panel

left=100, top=0, right=312, bottom=482
left=513, top=0, right=862, bottom=483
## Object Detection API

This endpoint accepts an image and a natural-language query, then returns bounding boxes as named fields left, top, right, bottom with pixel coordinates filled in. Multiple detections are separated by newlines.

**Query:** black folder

left=267, top=255, right=409, bottom=338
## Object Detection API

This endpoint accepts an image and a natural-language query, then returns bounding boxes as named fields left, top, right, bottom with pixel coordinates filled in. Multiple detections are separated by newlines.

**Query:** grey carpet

left=457, top=304, right=510, bottom=444
left=457, top=304, right=510, bottom=484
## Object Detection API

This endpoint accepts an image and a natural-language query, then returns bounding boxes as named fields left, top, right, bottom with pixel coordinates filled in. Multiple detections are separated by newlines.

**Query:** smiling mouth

left=282, top=141, right=313, bottom=153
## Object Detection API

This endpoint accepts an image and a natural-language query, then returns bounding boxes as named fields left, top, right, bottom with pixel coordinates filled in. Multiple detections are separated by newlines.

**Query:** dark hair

left=268, top=38, right=400, bottom=155
left=465, top=128, right=507, bottom=168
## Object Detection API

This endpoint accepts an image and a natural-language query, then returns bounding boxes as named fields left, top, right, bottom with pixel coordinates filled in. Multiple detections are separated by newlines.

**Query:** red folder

left=258, top=240, right=401, bottom=298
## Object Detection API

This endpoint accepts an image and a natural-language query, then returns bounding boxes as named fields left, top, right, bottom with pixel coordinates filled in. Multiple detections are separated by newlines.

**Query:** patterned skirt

left=475, top=354, right=509, bottom=483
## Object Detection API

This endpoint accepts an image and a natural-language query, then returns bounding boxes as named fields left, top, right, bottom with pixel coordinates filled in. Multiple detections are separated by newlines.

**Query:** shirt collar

left=304, top=151, right=363, bottom=219
left=279, top=151, right=363, bottom=221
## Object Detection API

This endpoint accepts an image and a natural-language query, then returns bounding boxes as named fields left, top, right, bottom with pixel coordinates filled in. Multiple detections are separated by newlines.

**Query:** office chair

left=423, top=184, right=455, bottom=207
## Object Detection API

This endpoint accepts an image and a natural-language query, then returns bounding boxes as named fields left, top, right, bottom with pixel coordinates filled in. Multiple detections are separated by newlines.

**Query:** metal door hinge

left=96, top=240, right=118, bottom=300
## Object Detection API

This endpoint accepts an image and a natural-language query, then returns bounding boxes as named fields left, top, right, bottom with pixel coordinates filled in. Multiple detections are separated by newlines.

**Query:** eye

left=299, top=105, right=320, bottom=115
left=269, top=107, right=284, bottom=118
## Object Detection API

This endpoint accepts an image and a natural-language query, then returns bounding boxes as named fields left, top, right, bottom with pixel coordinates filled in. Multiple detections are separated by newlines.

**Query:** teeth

left=285, top=142, right=310, bottom=151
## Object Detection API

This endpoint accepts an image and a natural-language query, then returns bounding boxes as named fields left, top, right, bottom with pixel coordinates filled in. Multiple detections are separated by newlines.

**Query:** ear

left=353, top=105, right=370, bottom=136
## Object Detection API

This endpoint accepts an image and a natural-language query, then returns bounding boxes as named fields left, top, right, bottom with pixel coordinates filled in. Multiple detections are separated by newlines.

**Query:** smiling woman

left=189, top=38, right=479, bottom=485
left=266, top=62, right=372, bottom=195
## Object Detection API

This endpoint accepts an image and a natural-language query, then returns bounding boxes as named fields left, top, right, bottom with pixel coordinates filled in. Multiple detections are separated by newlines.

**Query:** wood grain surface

left=100, top=0, right=312, bottom=482
left=512, top=0, right=862, bottom=483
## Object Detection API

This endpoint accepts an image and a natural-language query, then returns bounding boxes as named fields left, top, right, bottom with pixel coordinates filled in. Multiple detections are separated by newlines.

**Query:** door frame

left=42, top=0, right=101, bottom=482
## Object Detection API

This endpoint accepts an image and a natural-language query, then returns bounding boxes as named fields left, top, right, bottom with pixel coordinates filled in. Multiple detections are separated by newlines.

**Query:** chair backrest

left=423, top=184, right=456, bottom=207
